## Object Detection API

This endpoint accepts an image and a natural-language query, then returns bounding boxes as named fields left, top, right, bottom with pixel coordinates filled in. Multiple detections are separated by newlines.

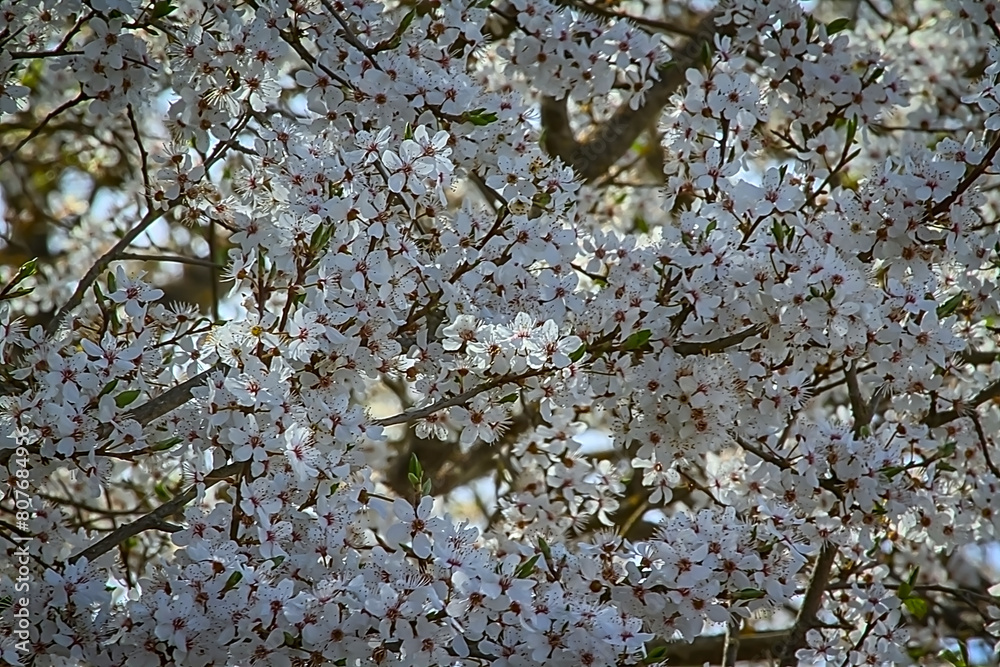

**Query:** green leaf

left=537, top=536, right=551, bottom=562
left=880, top=465, right=905, bottom=480
left=644, top=645, right=668, bottom=664
left=845, top=116, right=858, bottom=147
left=939, top=648, right=967, bottom=667
left=18, top=59, right=45, bottom=90
left=107, top=270, right=117, bottom=293
left=381, top=8, right=417, bottom=49
left=633, top=215, right=649, bottom=234
left=700, top=40, right=712, bottom=67
left=732, top=588, right=766, bottom=600
left=826, top=17, right=851, bottom=34
left=151, top=436, right=182, bottom=452
left=0, top=286, right=33, bottom=300
left=409, top=453, right=423, bottom=478
left=17, top=257, right=37, bottom=278
left=309, top=222, right=332, bottom=254
left=937, top=440, right=957, bottom=460
left=462, top=108, right=499, bottom=126
left=622, top=329, right=651, bottom=351
left=569, top=344, right=587, bottom=363
left=514, top=554, right=540, bottom=578
left=903, top=596, right=929, bottom=620
left=97, top=379, right=119, bottom=398
left=498, top=392, right=518, bottom=404
left=152, top=0, right=177, bottom=18
left=936, top=292, right=965, bottom=318
left=115, top=389, right=142, bottom=408
left=154, top=481, right=171, bottom=501
left=397, top=8, right=416, bottom=32
left=771, top=220, right=785, bottom=245
left=223, top=570, right=243, bottom=591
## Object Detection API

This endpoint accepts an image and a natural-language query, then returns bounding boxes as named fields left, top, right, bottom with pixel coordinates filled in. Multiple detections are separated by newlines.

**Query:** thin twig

left=44, top=206, right=171, bottom=338
left=541, top=10, right=730, bottom=182
left=733, top=434, right=843, bottom=498
left=559, top=0, right=700, bottom=37
left=43, top=112, right=250, bottom=340
left=126, top=103, right=152, bottom=210
left=924, top=133, right=1000, bottom=222
left=69, top=461, right=244, bottom=564
left=375, top=370, right=542, bottom=427
left=924, top=378, right=1000, bottom=428
left=0, top=363, right=224, bottom=467
left=673, top=324, right=763, bottom=356
left=118, top=252, right=224, bottom=269
left=0, top=92, right=87, bottom=165
left=970, top=412, right=1000, bottom=480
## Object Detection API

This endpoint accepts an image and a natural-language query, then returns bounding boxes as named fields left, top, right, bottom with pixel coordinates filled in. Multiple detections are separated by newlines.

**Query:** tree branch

left=723, top=617, right=742, bottom=667
left=673, top=324, right=763, bottom=356
left=655, top=630, right=790, bottom=666
left=0, top=92, right=88, bottom=166
left=43, top=111, right=251, bottom=340
left=778, top=543, right=838, bottom=666
left=0, top=363, right=224, bottom=467
left=69, top=461, right=244, bottom=565
left=375, top=370, right=542, bottom=427
left=923, top=378, right=1000, bottom=428
left=541, top=10, right=729, bottom=182
left=845, top=361, right=872, bottom=437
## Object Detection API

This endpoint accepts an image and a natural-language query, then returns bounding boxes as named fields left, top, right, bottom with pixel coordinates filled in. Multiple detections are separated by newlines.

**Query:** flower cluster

left=1, top=0, right=1000, bottom=665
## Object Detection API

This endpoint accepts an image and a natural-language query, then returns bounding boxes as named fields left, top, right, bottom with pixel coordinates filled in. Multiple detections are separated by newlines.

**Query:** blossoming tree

left=1, top=0, right=1000, bottom=664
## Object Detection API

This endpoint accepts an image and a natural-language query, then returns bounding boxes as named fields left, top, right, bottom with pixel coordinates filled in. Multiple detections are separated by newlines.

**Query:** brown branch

left=375, top=370, right=541, bottom=427
left=125, top=103, right=151, bottom=210
left=923, top=378, right=1000, bottom=428
left=44, top=207, right=162, bottom=340
left=43, top=111, right=251, bottom=340
left=733, top=434, right=843, bottom=499
left=844, top=362, right=872, bottom=437
left=0, top=363, right=224, bottom=467
left=541, top=10, right=729, bottom=182
left=655, top=630, right=789, bottom=666
left=558, top=0, right=701, bottom=38
left=961, top=349, right=1000, bottom=365
left=924, top=132, right=1000, bottom=222
left=970, top=412, right=1000, bottom=480
left=778, top=543, right=838, bottom=666
left=674, top=324, right=763, bottom=356
left=69, top=461, right=245, bottom=565
left=723, top=617, right=742, bottom=667
left=118, top=252, right=225, bottom=269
